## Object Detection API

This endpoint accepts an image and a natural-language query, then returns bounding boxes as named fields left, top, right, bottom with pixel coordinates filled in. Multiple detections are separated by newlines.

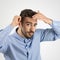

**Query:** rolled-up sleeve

left=40, top=20, right=60, bottom=42
left=50, top=21, right=60, bottom=35
left=0, top=25, right=13, bottom=39
left=0, top=25, right=13, bottom=53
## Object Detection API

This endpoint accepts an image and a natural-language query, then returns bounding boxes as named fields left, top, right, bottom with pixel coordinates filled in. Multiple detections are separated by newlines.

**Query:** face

left=20, top=17, right=37, bottom=38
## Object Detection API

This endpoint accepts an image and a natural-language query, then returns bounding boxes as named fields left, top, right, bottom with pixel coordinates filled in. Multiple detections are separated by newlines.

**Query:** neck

left=16, top=28, right=25, bottom=38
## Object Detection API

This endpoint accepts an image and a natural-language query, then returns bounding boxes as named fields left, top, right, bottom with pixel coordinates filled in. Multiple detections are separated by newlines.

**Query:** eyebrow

left=25, top=22, right=32, bottom=24
left=25, top=22, right=37, bottom=25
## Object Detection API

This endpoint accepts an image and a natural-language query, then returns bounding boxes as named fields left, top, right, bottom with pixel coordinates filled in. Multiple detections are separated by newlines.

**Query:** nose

left=30, top=26, right=35, bottom=32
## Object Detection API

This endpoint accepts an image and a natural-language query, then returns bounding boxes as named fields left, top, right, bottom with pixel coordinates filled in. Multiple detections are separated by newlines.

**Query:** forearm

left=33, top=11, right=60, bottom=39
left=33, top=11, right=53, bottom=25
left=42, top=17, right=53, bottom=25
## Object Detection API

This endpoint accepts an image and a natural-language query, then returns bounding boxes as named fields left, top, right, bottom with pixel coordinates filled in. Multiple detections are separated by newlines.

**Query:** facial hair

left=21, top=29, right=34, bottom=38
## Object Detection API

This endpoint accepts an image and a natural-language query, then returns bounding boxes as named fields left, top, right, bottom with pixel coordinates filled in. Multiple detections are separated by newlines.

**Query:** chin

left=27, top=35, right=33, bottom=38
left=25, top=36, right=32, bottom=39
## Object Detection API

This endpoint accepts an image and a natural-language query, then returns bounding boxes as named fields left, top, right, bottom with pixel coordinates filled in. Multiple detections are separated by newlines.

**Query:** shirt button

left=25, top=44, right=28, bottom=49
left=27, top=51, right=29, bottom=58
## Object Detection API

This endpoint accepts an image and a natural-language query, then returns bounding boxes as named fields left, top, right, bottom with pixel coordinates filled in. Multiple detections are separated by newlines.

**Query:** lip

left=29, top=32, right=34, bottom=35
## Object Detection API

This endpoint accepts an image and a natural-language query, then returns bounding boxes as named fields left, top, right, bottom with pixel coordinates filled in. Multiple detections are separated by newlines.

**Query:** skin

left=17, top=17, right=37, bottom=38
left=11, top=15, right=21, bottom=27
left=11, top=11, right=52, bottom=38
left=32, top=11, right=52, bottom=24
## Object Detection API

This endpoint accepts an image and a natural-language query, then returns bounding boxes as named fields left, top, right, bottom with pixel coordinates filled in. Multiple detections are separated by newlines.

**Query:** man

left=0, top=9, right=60, bottom=60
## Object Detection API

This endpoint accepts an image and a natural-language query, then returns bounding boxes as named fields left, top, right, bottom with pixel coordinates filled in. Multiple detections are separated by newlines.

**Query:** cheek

left=24, top=26, right=31, bottom=32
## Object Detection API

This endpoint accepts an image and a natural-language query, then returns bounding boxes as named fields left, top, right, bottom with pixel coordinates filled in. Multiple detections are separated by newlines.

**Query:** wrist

left=10, top=23, right=16, bottom=27
left=43, top=18, right=53, bottom=25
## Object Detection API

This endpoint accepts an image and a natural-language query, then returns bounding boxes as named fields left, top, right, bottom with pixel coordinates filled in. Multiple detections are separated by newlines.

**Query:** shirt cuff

left=50, top=20, right=60, bottom=28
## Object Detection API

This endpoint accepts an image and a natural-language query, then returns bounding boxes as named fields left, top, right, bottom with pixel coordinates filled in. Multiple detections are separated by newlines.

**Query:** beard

left=21, top=29, right=34, bottom=38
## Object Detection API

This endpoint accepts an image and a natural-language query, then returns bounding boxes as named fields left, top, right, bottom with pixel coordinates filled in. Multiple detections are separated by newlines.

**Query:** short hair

left=20, top=9, right=37, bottom=23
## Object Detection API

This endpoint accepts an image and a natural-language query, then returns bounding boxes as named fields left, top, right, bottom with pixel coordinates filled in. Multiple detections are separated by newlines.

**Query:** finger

left=36, top=10, right=40, bottom=14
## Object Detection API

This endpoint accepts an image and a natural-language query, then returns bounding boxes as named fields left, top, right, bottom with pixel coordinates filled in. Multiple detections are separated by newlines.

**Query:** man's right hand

left=11, top=15, right=21, bottom=27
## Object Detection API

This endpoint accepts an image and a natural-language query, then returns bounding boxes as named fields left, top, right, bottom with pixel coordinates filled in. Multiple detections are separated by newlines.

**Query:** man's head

left=18, top=9, right=37, bottom=38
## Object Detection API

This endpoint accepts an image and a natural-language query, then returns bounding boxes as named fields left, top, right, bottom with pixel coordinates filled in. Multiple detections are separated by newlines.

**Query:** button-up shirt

left=0, top=20, right=60, bottom=60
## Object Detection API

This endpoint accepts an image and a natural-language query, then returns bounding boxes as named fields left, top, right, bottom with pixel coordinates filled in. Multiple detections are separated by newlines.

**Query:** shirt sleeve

left=40, top=20, right=60, bottom=42
left=0, top=36, right=9, bottom=53
left=0, top=25, right=13, bottom=39
left=0, top=25, right=13, bottom=53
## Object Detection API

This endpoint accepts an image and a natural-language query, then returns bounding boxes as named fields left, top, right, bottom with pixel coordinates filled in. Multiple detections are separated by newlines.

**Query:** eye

left=27, top=24, right=30, bottom=25
left=34, top=23, right=37, bottom=27
left=26, top=23, right=31, bottom=26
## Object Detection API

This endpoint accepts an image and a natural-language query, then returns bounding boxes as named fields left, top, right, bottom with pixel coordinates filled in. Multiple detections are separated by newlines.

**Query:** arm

left=33, top=12, right=60, bottom=42
left=0, top=29, right=3, bottom=32
left=32, top=11, right=52, bottom=25
left=0, top=15, right=21, bottom=39
left=0, top=15, right=21, bottom=53
left=0, top=25, right=13, bottom=39
left=40, top=21, right=60, bottom=42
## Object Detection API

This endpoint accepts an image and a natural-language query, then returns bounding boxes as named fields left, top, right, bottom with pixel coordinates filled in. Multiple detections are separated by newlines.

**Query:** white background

left=0, top=0, right=60, bottom=60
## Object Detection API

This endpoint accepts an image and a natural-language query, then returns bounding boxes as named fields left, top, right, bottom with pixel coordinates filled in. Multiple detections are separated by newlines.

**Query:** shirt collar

left=13, top=29, right=33, bottom=43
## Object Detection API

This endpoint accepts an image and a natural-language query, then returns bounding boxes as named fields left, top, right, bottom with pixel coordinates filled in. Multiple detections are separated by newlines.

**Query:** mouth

left=29, top=32, right=34, bottom=36
left=24, top=32, right=34, bottom=38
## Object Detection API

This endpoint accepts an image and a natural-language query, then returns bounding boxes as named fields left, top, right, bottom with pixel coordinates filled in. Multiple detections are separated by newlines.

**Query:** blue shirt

left=0, top=20, right=60, bottom=60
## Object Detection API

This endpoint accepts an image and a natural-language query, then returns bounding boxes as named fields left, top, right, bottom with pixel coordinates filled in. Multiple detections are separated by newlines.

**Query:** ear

left=18, top=16, right=21, bottom=26
left=18, top=16, right=21, bottom=22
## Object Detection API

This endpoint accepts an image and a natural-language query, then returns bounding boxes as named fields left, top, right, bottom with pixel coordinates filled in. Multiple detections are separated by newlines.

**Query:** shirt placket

left=24, top=39, right=31, bottom=59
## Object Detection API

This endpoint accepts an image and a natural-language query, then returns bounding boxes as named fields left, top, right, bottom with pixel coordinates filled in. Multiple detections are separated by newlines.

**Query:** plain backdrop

left=0, top=0, right=60, bottom=60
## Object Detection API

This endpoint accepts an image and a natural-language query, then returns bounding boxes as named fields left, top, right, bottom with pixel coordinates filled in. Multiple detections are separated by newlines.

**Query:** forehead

left=23, top=17, right=37, bottom=23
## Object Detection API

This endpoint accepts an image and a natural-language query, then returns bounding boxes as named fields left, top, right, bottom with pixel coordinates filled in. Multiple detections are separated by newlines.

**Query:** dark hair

left=20, top=9, right=37, bottom=23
